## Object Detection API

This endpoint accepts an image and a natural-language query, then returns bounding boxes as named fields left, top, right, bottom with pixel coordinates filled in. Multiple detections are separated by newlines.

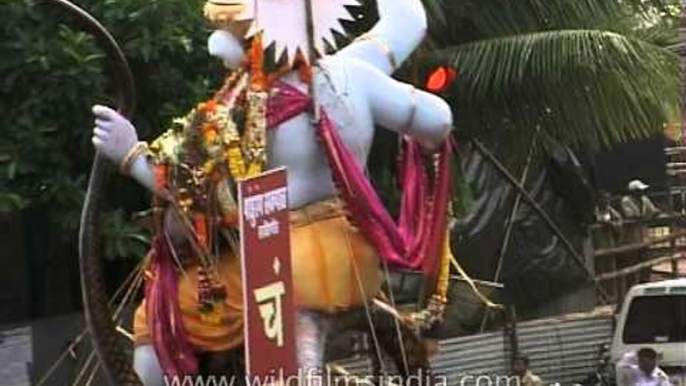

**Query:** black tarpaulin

left=452, top=141, right=593, bottom=309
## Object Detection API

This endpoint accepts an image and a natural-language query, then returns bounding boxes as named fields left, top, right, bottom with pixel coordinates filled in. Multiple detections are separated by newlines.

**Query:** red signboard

left=239, top=167, right=297, bottom=381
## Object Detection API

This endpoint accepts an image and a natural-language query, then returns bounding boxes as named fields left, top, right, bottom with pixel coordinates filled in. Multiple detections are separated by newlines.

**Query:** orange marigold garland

left=147, top=41, right=273, bottom=318
left=250, top=33, right=266, bottom=91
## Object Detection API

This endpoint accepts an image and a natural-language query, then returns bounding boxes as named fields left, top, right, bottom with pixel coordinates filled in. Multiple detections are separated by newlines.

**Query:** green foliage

left=102, top=209, right=150, bottom=260
left=0, top=0, right=223, bottom=258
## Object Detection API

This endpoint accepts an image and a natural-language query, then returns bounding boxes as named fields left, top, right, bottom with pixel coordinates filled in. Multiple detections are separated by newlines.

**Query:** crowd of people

left=512, top=347, right=672, bottom=386
left=595, top=180, right=663, bottom=226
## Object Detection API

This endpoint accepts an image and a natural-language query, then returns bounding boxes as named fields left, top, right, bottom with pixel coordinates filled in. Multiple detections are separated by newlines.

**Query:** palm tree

left=422, top=0, right=680, bottom=150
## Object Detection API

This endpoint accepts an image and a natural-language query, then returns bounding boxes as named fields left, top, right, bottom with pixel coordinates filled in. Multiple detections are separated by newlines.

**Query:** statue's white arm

left=337, top=0, right=427, bottom=74
left=348, top=58, right=453, bottom=148
left=91, top=105, right=159, bottom=195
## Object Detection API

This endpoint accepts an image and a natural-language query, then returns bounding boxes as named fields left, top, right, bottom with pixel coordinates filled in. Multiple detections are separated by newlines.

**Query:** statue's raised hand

left=92, top=104, right=139, bottom=165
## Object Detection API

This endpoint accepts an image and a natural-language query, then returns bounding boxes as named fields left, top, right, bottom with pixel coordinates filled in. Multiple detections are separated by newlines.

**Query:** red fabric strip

left=146, top=236, right=198, bottom=377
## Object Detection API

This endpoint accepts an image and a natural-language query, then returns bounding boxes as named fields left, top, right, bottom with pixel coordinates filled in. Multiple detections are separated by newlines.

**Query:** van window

left=623, top=295, right=686, bottom=344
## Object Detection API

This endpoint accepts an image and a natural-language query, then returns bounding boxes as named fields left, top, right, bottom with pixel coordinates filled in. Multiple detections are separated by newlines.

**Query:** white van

left=610, top=279, right=686, bottom=386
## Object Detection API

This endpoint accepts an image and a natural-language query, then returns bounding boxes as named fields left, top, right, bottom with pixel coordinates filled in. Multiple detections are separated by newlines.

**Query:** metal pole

left=503, top=305, right=519, bottom=374
left=494, top=134, right=539, bottom=282
left=480, top=133, right=538, bottom=332
left=304, top=0, right=320, bottom=121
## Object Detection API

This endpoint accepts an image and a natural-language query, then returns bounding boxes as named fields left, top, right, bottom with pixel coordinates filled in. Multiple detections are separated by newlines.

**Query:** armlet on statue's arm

left=360, top=58, right=452, bottom=150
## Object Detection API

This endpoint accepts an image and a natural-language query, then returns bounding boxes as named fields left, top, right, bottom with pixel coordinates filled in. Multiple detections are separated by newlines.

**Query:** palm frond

left=628, top=21, right=681, bottom=48
left=423, top=0, right=679, bottom=45
left=430, top=29, right=679, bottom=148
left=461, top=0, right=618, bottom=37
left=421, top=0, right=448, bottom=31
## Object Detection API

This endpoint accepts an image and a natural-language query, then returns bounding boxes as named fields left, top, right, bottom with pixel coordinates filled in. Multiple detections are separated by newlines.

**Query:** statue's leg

left=296, top=310, right=331, bottom=380
left=133, top=344, right=165, bottom=386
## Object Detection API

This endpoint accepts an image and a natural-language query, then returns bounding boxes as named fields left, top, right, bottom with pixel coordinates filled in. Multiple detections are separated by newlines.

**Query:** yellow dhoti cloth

left=134, top=198, right=382, bottom=352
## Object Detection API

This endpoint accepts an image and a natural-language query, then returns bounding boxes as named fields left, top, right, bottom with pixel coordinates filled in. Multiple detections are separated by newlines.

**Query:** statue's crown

left=203, top=0, right=359, bottom=65
left=204, top=0, right=246, bottom=27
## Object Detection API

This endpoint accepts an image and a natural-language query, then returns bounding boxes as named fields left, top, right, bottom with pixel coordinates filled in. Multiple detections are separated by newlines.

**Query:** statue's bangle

left=120, top=142, right=149, bottom=175
left=355, top=33, right=397, bottom=72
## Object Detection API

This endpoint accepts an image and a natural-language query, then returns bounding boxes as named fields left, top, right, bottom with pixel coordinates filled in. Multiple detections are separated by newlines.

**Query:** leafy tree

left=0, top=0, right=224, bottom=259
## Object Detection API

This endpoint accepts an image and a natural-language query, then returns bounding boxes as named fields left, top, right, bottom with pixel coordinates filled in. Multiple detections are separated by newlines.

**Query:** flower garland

left=147, top=36, right=271, bottom=322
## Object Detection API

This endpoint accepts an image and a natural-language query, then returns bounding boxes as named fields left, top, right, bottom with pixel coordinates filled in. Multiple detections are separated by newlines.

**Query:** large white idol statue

left=91, top=0, right=453, bottom=384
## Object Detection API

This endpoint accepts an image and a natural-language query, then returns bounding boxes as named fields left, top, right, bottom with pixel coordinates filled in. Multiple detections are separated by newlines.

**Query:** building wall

left=332, top=308, right=615, bottom=385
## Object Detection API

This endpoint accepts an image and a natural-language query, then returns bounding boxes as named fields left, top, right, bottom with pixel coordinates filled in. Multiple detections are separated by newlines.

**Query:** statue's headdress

left=204, top=0, right=358, bottom=65
left=204, top=0, right=247, bottom=26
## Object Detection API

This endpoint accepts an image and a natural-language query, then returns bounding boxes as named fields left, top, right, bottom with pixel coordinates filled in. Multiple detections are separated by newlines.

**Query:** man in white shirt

left=512, top=354, right=544, bottom=386
left=620, top=180, right=661, bottom=219
left=616, top=348, right=672, bottom=386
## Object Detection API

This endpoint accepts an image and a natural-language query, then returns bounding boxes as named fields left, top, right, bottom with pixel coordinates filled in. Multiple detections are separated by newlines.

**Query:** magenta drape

left=269, top=82, right=452, bottom=276
left=317, top=111, right=451, bottom=276
left=146, top=236, right=198, bottom=377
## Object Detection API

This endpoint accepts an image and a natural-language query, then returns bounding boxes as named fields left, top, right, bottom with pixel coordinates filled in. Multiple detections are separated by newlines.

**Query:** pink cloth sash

left=269, top=81, right=452, bottom=276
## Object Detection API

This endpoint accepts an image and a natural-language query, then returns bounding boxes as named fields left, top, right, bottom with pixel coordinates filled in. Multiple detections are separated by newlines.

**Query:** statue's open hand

left=91, top=105, right=138, bottom=164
